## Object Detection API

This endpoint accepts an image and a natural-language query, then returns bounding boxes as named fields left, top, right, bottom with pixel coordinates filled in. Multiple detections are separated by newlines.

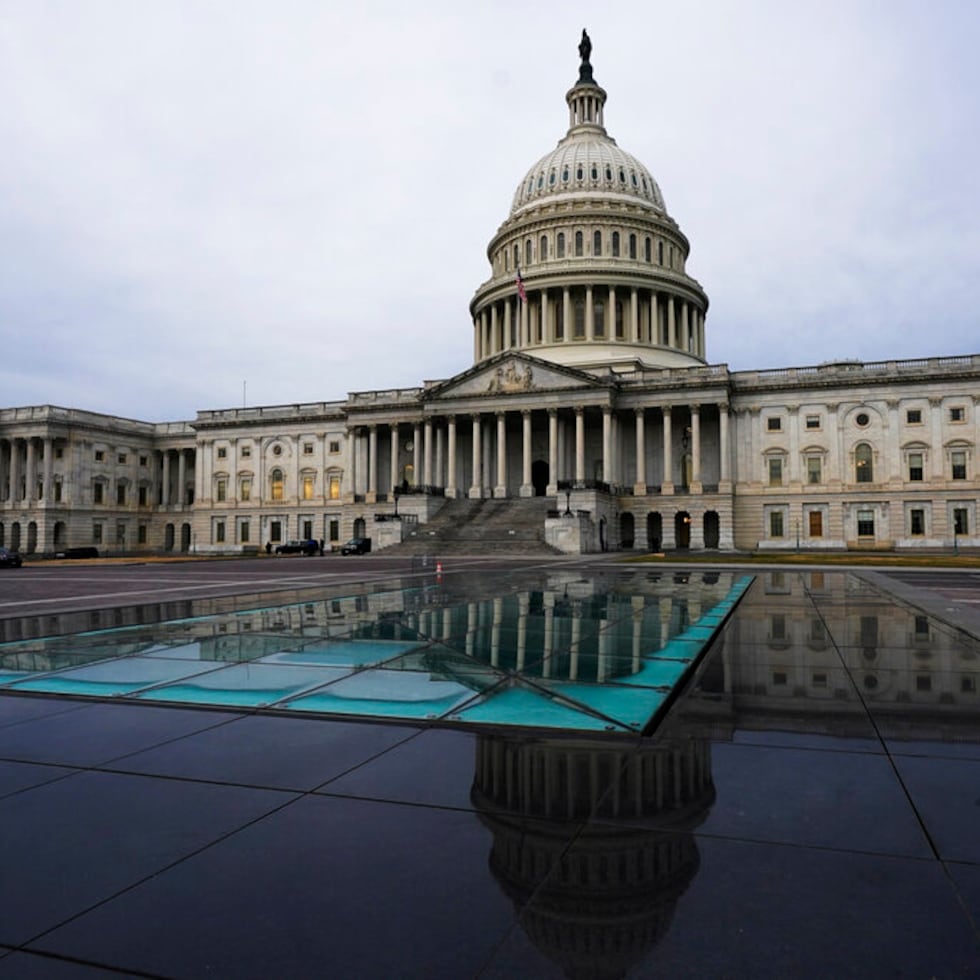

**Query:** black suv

left=0, top=547, right=23, bottom=568
left=275, top=540, right=318, bottom=556
left=340, top=537, right=371, bottom=555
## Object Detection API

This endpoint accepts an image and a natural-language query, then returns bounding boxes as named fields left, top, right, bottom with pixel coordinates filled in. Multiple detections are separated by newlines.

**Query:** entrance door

left=675, top=512, right=691, bottom=549
left=531, top=459, right=549, bottom=496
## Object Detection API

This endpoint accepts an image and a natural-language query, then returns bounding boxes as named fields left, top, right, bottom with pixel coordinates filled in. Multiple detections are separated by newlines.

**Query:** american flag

left=515, top=265, right=527, bottom=303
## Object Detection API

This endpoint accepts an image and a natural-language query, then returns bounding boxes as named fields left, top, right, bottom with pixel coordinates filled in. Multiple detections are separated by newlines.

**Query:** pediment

left=425, top=353, right=608, bottom=402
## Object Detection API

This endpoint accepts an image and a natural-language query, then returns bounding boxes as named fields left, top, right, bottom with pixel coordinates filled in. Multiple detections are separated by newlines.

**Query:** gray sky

left=2, top=0, right=978, bottom=421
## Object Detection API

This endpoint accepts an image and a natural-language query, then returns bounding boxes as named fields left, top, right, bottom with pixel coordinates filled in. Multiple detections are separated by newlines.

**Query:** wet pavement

left=0, top=558, right=977, bottom=978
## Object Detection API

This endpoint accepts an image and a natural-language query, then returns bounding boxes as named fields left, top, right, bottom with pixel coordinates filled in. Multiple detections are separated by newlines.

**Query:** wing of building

left=2, top=34, right=978, bottom=557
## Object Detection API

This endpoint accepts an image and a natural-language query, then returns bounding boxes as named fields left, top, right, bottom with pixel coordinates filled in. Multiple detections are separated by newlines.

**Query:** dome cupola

left=470, top=31, right=709, bottom=374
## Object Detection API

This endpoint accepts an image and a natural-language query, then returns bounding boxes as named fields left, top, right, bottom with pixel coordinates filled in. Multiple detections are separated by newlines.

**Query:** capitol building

left=1, top=35, right=978, bottom=558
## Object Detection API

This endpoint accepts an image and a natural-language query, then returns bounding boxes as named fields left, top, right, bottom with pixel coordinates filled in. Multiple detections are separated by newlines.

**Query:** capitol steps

left=388, top=497, right=561, bottom=555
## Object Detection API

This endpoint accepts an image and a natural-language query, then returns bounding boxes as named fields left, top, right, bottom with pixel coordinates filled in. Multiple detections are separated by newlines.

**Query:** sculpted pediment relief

left=427, top=355, right=603, bottom=401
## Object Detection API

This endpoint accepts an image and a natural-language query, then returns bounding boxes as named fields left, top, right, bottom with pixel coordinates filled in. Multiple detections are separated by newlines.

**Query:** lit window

left=240, top=477, right=251, bottom=501
left=855, top=443, right=874, bottom=483
left=270, top=469, right=284, bottom=501
left=768, top=457, right=783, bottom=486
left=906, top=409, right=922, bottom=424
left=302, top=475, right=314, bottom=500
left=329, top=476, right=341, bottom=500
left=908, top=453, right=923, bottom=481
left=767, top=417, right=781, bottom=431
left=910, top=509, right=925, bottom=535
left=951, top=451, right=967, bottom=480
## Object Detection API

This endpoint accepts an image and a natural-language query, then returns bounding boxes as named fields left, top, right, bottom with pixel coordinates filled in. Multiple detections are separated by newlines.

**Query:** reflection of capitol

left=472, top=733, right=715, bottom=979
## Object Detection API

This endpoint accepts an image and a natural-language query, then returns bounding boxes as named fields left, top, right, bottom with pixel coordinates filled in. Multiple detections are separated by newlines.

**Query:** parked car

left=274, top=539, right=318, bottom=556
left=0, top=547, right=23, bottom=568
left=340, top=537, right=371, bottom=555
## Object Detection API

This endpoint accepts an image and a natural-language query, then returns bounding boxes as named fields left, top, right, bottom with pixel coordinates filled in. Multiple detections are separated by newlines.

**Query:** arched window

left=657, top=240, right=664, bottom=265
left=644, top=237, right=652, bottom=262
left=525, top=239, right=532, bottom=265
left=611, top=231, right=620, bottom=257
left=557, top=232, right=565, bottom=258
left=855, top=444, right=874, bottom=483
left=270, top=468, right=284, bottom=501
left=539, top=235, right=548, bottom=260
left=574, top=231, right=583, bottom=257
left=629, top=234, right=637, bottom=259
left=513, top=244, right=519, bottom=268
left=593, top=230, right=602, bottom=256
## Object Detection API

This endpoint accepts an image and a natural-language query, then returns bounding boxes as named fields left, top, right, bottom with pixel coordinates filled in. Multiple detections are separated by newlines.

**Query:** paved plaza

left=0, top=555, right=978, bottom=978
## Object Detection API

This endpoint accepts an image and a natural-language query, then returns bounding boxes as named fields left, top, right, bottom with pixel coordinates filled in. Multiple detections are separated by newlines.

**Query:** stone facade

left=1, top=39, right=977, bottom=557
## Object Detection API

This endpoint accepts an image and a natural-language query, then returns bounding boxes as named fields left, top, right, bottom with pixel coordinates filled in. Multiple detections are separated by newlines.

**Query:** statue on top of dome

left=577, top=29, right=594, bottom=84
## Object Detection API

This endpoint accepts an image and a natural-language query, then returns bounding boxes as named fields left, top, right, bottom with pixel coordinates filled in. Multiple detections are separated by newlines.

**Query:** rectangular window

left=908, top=453, right=923, bottom=481
left=329, top=441, right=340, bottom=454
left=139, top=455, right=147, bottom=466
left=329, top=476, right=341, bottom=500
left=93, top=482, right=104, bottom=505
left=240, top=520, right=250, bottom=543
left=806, top=457, right=821, bottom=484
left=954, top=508, right=968, bottom=535
left=217, top=447, right=227, bottom=459
left=302, top=519, right=313, bottom=539
left=768, top=458, right=783, bottom=486
left=116, top=483, right=126, bottom=505
left=910, top=509, right=925, bottom=535
left=302, top=475, right=314, bottom=500
left=906, top=409, right=922, bottom=424
left=55, top=447, right=64, bottom=459
left=215, top=521, right=226, bottom=543
left=116, top=521, right=125, bottom=545
left=216, top=478, right=227, bottom=502
left=766, top=417, right=782, bottom=431
left=950, top=406, right=965, bottom=422
left=951, top=451, right=967, bottom=480
left=770, top=614, right=786, bottom=639
left=808, top=511, right=823, bottom=537
left=137, top=524, right=147, bottom=544
left=769, top=510, right=784, bottom=537
left=240, top=477, right=251, bottom=501
left=138, top=485, right=148, bottom=506
left=805, top=415, right=820, bottom=429
left=303, top=443, right=313, bottom=455
left=857, top=509, right=875, bottom=537
left=95, top=450, right=105, bottom=462
left=329, top=519, right=340, bottom=542
left=241, top=445, right=251, bottom=458
left=772, top=671, right=787, bottom=686
left=54, top=480, right=63, bottom=503
left=118, top=454, right=127, bottom=464
left=270, top=520, right=282, bottom=544
left=914, top=615, right=930, bottom=639
left=93, top=522, right=103, bottom=544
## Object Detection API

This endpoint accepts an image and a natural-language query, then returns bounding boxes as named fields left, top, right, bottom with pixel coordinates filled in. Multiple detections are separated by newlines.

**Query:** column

left=719, top=403, right=731, bottom=489
left=608, top=285, right=616, bottom=339
left=575, top=408, right=585, bottom=483
left=562, top=288, right=571, bottom=342
left=423, top=419, right=433, bottom=487
left=585, top=286, right=595, bottom=341
left=9, top=439, right=21, bottom=502
left=690, top=405, right=702, bottom=492
left=177, top=450, right=187, bottom=507
left=413, top=423, right=422, bottom=487
left=651, top=291, right=660, bottom=344
left=446, top=416, right=457, bottom=498
left=930, top=397, right=943, bottom=480
left=540, top=289, right=549, bottom=343
left=630, top=288, right=640, bottom=342
left=662, top=406, right=674, bottom=494
left=469, top=415, right=482, bottom=498
left=25, top=439, right=36, bottom=502
left=519, top=295, right=528, bottom=347
left=503, top=301, right=512, bottom=350
left=435, top=424, right=445, bottom=488
left=367, top=425, right=378, bottom=502
left=886, top=400, right=901, bottom=487
left=490, top=305, right=499, bottom=356
left=520, top=410, right=533, bottom=497
left=389, top=424, right=400, bottom=494
left=547, top=409, right=558, bottom=495
left=634, top=408, right=647, bottom=494
left=667, top=296, right=676, bottom=348
left=495, top=412, right=508, bottom=498
left=42, top=438, right=52, bottom=502
left=682, top=302, right=690, bottom=351
left=601, top=407, right=612, bottom=483
left=162, top=450, right=171, bottom=506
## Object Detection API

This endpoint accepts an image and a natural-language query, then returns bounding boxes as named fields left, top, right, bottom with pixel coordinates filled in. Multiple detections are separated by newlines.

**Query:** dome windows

left=576, top=165, right=584, bottom=180
left=591, top=165, right=598, bottom=181
left=629, top=233, right=637, bottom=259
left=619, top=168, right=626, bottom=183
left=557, top=232, right=565, bottom=258
left=549, top=171, right=556, bottom=186
left=540, top=235, right=548, bottom=260
left=562, top=167, right=569, bottom=182
left=644, top=237, right=651, bottom=262
left=575, top=231, right=583, bottom=257
left=611, top=231, right=620, bottom=257
left=605, top=165, right=612, bottom=181
left=536, top=174, right=544, bottom=189
left=593, top=230, right=602, bottom=255
left=631, top=172, right=638, bottom=187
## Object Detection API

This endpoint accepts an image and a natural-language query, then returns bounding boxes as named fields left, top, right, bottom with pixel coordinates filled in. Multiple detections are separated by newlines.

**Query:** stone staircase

left=388, top=497, right=561, bottom=555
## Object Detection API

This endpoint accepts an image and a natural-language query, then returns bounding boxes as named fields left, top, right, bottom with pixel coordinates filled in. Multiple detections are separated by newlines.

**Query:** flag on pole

left=515, top=265, right=527, bottom=303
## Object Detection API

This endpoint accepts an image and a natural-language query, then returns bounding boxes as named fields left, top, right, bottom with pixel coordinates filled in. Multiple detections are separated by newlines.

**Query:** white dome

left=510, top=135, right=666, bottom=218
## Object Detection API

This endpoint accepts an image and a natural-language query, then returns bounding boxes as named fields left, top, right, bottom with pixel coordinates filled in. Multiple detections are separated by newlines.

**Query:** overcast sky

left=2, top=0, right=978, bottom=421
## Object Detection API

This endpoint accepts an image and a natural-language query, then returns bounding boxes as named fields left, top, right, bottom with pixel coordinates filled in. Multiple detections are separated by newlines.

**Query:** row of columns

left=350, top=403, right=731, bottom=500
left=0, top=437, right=55, bottom=504
left=474, top=286, right=705, bottom=361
